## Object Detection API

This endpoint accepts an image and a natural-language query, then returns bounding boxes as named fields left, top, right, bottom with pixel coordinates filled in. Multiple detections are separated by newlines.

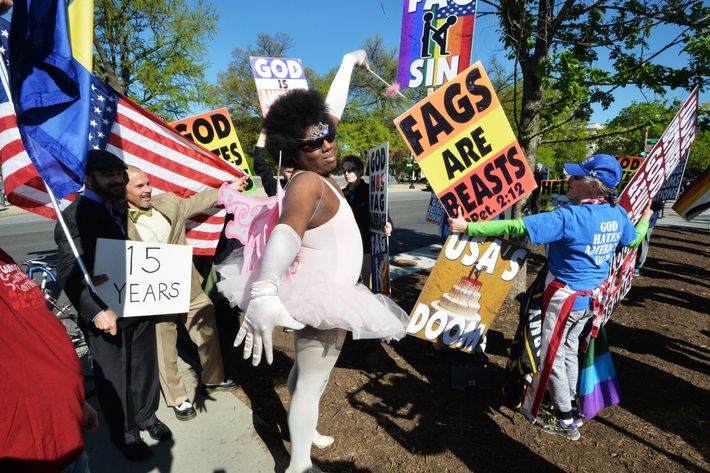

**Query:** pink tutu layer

left=216, top=249, right=408, bottom=341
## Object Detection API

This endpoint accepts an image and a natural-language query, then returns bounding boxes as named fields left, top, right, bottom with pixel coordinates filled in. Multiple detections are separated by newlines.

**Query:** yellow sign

left=171, top=108, right=255, bottom=193
left=407, top=234, right=529, bottom=352
left=394, top=61, right=537, bottom=222
left=539, top=179, right=570, bottom=211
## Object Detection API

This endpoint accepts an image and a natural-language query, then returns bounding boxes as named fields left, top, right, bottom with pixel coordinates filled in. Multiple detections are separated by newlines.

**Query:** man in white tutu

left=217, top=50, right=408, bottom=473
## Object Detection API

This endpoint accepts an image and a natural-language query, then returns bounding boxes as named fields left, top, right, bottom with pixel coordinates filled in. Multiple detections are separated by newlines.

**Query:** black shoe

left=173, top=400, right=197, bottom=421
left=140, top=419, right=172, bottom=442
left=203, top=378, right=238, bottom=392
left=118, top=438, right=152, bottom=461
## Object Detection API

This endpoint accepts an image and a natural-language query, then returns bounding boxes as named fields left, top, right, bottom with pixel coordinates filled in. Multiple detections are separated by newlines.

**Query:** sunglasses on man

left=298, top=127, right=337, bottom=153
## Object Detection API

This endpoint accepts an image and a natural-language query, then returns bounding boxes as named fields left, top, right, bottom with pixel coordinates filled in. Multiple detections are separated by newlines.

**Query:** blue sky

left=2, top=1, right=704, bottom=123
left=199, top=0, right=706, bottom=124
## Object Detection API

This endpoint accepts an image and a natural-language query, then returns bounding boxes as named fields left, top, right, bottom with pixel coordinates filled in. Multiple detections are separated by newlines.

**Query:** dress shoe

left=117, top=438, right=152, bottom=461
left=203, top=378, right=238, bottom=392
left=173, top=399, right=197, bottom=421
left=140, top=419, right=172, bottom=442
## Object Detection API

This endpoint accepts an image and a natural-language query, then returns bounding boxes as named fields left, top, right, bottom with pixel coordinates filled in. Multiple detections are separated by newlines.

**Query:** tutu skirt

left=216, top=249, right=408, bottom=341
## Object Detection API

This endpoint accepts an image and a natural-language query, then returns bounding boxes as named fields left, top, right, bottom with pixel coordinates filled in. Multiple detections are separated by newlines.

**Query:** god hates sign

left=394, top=61, right=537, bottom=222
left=368, top=142, right=390, bottom=294
left=601, top=88, right=699, bottom=322
left=250, top=57, right=309, bottom=117
left=94, top=239, right=192, bottom=317
left=407, top=233, right=529, bottom=352
left=619, top=87, right=699, bottom=223
left=171, top=108, right=255, bottom=193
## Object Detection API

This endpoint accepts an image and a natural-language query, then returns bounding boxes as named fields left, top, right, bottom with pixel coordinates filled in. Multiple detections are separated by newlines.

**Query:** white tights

left=286, top=327, right=346, bottom=473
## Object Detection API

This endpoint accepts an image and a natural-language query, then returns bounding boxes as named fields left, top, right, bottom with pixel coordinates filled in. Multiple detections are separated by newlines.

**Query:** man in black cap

left=55, top=149, right=170, bottom=461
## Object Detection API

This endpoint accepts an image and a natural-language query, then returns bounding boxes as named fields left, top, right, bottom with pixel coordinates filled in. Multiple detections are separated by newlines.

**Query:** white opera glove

left=234, top=224, right=305, bottom=366
left=325, top=50, right=368, bottom=120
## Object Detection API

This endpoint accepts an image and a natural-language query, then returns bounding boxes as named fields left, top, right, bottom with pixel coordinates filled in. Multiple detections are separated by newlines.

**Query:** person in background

left=449, top=154, right=652, bottom=441
left=528, top=162, right=548, bottom=215
left=341, top=155, right=392, bottom=289
left=124, top=166, right=242, bottom=421
left=252, top=129, right=293, bottom=197
left=55, top=150, right=169, bottom=461
left=634, top=199, right=663, bottom=276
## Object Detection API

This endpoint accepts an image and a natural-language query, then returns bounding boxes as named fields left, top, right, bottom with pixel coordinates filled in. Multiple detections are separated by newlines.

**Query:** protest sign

left=407, top=233, right=529, bottom=352
left=656, top=150, right=690, bottom=201
left=171, top=108, right=255, bottom=193
left=538, top=179, right=570, bottom=212
left=425, top=192, right=446, bottom=224
left=618, top=87, right=699, bottom=223
left=397, top=0, right=476, bottom=88
left=673, top=165, right=710, bottom=221
left=616, top=155, right=643, bottom=190
left=602, top=88, right=699, bottom=320
left=250, top=57, right=308, bottom=117
left=368, top=142, right=390, bottom=294
left=394, top=61, right=537, bottom=222
left=94, top=239, right=192, bottom=317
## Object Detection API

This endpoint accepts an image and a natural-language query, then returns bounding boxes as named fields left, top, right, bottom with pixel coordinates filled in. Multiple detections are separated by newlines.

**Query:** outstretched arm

left=325, top=50, right=368, bottom=124
left=448, top=206, right=527, bottom=237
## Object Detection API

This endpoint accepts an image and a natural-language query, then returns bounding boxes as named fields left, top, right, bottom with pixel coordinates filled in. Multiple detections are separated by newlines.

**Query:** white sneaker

left=312, top=433, right=334, bottom=449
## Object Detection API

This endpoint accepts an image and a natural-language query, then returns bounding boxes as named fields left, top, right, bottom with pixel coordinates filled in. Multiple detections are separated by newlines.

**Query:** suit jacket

left=127, top=189, right=219, bottom=300
left=55, top=195, right=127, bottom=325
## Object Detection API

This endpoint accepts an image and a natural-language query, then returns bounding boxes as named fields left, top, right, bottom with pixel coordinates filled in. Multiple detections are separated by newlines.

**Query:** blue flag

left=9, top=0, right=92, bottom=199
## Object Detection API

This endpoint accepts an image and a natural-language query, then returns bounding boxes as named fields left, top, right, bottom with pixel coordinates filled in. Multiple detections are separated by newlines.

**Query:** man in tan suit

left=125, top=166, right=244, bottom=420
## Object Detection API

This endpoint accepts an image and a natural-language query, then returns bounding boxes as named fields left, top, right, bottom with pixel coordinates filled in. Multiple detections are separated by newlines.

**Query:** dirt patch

left=221, top=226, right=710, bottom=472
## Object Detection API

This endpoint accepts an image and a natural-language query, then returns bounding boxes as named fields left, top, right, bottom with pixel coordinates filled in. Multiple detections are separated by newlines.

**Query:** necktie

left=128, top=208, right=153, bottom=223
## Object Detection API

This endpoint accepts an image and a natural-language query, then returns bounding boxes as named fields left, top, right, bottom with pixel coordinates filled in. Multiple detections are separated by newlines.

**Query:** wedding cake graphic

left=431, top=277, right=483, bottom=324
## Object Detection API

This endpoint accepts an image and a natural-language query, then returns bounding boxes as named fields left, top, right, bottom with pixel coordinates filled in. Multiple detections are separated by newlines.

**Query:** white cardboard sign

left=94, top=238, right=192, bottom=317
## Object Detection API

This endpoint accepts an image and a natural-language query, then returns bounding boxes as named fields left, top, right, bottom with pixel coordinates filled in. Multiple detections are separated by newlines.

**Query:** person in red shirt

left=0, top=248, right=98, bottom=472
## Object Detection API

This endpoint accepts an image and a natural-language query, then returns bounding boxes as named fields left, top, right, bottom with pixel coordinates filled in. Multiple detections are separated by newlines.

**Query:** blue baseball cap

left=563, top=154, right=622, bottom=189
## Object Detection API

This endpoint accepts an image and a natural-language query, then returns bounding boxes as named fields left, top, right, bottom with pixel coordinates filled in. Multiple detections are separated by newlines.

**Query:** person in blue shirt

left=449, top=154, right=652, bottom=440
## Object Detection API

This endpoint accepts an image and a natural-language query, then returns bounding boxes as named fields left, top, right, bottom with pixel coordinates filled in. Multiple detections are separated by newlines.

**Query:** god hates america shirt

left=0, top=249, right=84, bottom=471
left=523, top=203, right=636, bottom=311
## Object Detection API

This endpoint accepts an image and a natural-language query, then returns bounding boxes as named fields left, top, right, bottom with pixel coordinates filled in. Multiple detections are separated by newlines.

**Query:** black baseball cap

left=86, top=149, right=127, bottom=173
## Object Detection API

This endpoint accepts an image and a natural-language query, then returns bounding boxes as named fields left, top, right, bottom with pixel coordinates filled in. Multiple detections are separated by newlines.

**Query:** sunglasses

left=298, top=128, right=337, bottom=153
left=569, top=175, right=586, bottom=181
left=343, top=167, right=359, bottom=174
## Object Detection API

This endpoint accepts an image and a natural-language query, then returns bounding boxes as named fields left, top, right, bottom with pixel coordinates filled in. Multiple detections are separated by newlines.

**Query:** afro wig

left=263, top=89, right=335, bottom=168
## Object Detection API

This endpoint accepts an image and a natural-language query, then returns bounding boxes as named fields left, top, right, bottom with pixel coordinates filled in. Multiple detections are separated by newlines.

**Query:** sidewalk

left=654, top=200, right=710, bottom=232
left=82, top=357, right=286, bottom=473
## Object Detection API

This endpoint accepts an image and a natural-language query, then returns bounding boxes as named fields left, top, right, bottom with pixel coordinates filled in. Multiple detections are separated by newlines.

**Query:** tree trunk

left=509, top=51, right=546, bottom=298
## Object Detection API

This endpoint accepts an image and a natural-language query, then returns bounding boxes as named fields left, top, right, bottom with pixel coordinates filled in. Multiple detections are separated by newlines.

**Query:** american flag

left=436, top=0, right=476, bottom=18
left=88, top=78, right=244, bottom=254
left=0, top=20, right=244, bottom=255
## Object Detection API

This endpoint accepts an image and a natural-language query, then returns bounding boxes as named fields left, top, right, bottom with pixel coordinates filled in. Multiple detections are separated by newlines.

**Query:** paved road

left=0, top=187, right=439, bottom=265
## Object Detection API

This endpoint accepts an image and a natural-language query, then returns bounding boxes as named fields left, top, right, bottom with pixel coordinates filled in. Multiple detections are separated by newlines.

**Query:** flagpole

left=44, top=180, right=99, bottom=293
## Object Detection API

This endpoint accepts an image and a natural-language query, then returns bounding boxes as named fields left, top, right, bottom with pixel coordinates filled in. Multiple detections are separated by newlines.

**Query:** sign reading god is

left=94, top=239, right=192, bottom=317
left=394, top=61, right=537, bottom=222
left=250, top=57, right=309, bottom=117
left=407, top=233, right=529, bottom=352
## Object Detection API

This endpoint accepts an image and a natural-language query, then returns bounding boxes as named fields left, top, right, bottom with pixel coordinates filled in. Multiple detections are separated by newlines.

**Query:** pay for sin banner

left=394, top=61, right=536, bottom=221
left=396, top=0, right=476, bottom=88
left=619, top=87, right=699, bottom=223
left=539, top=179, right=570, bottom=212
left=171, top=108, right=254, bottom=193
left=407, top=233, right=529, bottom=353
left=616, top=155, right=644, bottom=190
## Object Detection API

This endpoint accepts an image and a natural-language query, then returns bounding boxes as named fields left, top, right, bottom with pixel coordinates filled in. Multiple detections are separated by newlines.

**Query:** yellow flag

left=67, top=0, right=94, bottom=70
